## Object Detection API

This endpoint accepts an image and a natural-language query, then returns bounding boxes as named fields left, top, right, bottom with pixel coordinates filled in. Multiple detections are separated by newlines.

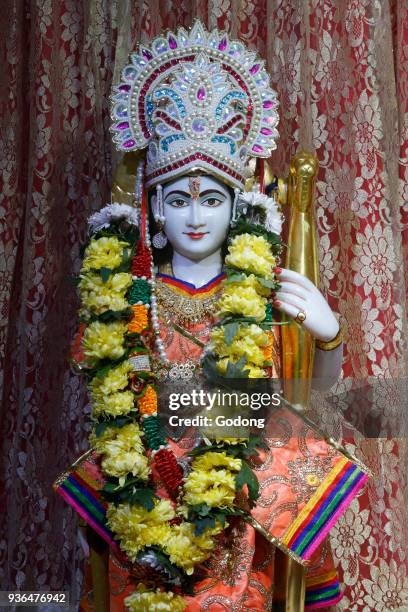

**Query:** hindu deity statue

left=55, top=21, right=369, bottom=612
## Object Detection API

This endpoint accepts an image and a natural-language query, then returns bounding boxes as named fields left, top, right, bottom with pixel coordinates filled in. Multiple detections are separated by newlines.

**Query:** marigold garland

left=137, top=384, right=157, bottom=416
left=128, top=305, right=149, bottom=334
left=73, top=194, right=282, bottom=610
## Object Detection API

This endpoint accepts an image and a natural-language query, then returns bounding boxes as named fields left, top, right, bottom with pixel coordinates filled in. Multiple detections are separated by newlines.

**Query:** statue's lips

left=183, top=232, right=209, bottom=240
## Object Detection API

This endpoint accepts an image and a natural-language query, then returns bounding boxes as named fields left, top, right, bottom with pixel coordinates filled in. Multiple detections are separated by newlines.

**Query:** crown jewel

left=111, top=20, right=279, bottom=189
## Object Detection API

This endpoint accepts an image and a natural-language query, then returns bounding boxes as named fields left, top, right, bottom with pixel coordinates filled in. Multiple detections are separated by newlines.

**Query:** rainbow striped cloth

left=305, top=570, right=343, bottom=609
left=53, top=451, right=121, bottom=554
left=281, top=456, right=368, bottom=562
left=54, top=450, right=369, bottom=610
left=55, top=452, right=368, bottom=563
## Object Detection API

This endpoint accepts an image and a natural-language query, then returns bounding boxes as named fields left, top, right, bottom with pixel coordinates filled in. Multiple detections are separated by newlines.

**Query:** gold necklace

left=156, top=264, right=223, bottom=326
left=156, top=279, right=221, bottom=326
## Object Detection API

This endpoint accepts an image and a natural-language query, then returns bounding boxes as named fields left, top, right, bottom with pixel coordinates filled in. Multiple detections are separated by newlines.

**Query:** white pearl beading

left=147, top=233, right=169, bottom=365
left=133, top=160, right=169, bottom=365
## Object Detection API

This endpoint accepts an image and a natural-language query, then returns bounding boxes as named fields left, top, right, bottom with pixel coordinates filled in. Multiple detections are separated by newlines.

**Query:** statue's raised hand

left=273, top=268, right=339, bottom=342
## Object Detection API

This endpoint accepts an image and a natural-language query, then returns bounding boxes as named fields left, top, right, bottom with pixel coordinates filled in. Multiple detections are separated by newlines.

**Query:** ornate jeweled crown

left=111, top=20, right=279, bottom=190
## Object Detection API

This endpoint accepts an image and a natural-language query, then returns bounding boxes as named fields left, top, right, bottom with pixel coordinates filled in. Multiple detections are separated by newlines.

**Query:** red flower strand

left=132, top=240, right=152, bottom=278
left=154, top=448, right=184, bottom=494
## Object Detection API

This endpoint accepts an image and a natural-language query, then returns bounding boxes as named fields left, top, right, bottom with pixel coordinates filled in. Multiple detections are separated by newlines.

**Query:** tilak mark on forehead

left=189, top=176, right=201, bottom=200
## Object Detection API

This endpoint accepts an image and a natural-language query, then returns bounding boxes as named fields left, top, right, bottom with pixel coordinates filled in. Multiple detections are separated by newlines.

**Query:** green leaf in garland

left=225, top=355, right=250, bottom=379
left=94, top=415, right=133, bottom=437
left=187, top=505, right=250, bottom=536
left=192, top=515, right=217, bottom=535
left=99, top=267, right=113, bottom=283
left=224, top=266, right=279, bottom=293
left=93, top=358, right=125, bottom=380
left=122, top=247, right=131, bottom=264
left=91, top=223, right=138, bottom=247
left=128, top=487, right=156, bottom=510
left=97, top=308, right=133, bottom=323
left=224, top=269, right=247, bottom=283
left=101, top=476, right=157, bottom=510
left=264, top=302, right=273, bottom=322
left=223, top=321, right=239, bottom=346
left=101, top=481, right=156, bottom=512
left=214, top=315, right=260, bottom=328
left=187, top=504, right=226, bottom=536
left=81, top=308, right=132, bottom=326
left=257, top=277, right=277, bottom=289
left=235, top=460, right=260, bottom=506
left=188, top=503, right=212, bottom=517
left=101, top=481, right=119, bottom=494
left=188, top=436, right=268, bottom=460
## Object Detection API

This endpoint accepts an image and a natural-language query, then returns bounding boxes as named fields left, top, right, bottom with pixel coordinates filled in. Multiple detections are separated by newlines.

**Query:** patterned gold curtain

left=1, top=1, right=407, bottom=609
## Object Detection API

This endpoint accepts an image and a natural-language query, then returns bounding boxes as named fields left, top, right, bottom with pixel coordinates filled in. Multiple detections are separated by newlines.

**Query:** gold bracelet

left=315, top=326, right=343, bottom=351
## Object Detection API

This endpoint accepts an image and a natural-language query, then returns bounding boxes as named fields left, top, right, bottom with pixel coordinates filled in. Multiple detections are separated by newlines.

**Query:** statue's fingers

left=277, top=281, right=308, bottom=300
left=273, top=299, right=303, bottom=320
left=276, top=268, right=315, bottom=292
left=274, top=292, right=306, bottom=311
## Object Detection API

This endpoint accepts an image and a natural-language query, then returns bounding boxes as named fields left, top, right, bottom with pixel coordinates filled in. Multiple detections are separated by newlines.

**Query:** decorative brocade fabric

left=2, top=2, right=408, bottom=610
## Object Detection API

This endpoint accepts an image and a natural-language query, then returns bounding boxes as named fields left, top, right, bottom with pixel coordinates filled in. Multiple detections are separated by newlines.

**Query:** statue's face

left=158, top=175, right=232, bottom=261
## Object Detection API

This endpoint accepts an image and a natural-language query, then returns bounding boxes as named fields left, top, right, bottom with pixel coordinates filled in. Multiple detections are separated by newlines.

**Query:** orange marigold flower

left=128, top=305, right=149, bottom=334
left=138, top=385, right=157, bottom=416
left=263, top=331, right=274, bottom=362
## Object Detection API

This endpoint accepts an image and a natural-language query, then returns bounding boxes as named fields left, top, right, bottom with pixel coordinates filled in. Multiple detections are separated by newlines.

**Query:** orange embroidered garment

left=57, top=274, right=369, bottom=611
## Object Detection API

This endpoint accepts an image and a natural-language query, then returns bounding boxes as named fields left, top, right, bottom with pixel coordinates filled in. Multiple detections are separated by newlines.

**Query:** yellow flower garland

left=211, top=324, right=270, bottom=366
left=90, top=360, right=135, bottom=417
left=184, top=452, right=242, bottom=508
left=79, top=271, right=132, bottom=316
left=210, top=229, right=280, bottom=378
left=164, top=521, right=223, bottom=574
left=73, top=196, right=282, bottom=610
left=107, top=499, right=176, bottom=558
left=82, top=320, right=127, bottom=361
left=225, top=233, right=276, bottom=278
left=216, top=284, right=267, bottom=320
left=125, top=585, right=186, bottom=612
left=82, top=235, right=129, bottom=271
left=90, top=423, right=150, bottom=484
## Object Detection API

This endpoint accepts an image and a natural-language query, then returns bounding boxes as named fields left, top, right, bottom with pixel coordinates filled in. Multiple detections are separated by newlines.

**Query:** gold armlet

left=315, top=326, right=343, bottom=351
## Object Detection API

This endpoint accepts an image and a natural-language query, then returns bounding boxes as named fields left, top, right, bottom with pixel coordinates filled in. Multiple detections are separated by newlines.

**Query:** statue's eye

left=168, top=198, right=188, bottom=208
left=203, top=197, right=223, bottom=207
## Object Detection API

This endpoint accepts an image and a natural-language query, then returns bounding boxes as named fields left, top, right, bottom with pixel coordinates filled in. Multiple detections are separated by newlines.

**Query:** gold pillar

left=87, top=526, right=110, bottom=612
left=277, top=151, right=320, bottom=612
left=282, top=151, right=319, bottom=389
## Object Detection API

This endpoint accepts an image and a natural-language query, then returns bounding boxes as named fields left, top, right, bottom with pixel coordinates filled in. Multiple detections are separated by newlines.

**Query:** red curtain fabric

left=1, top=1, right=407, bottom=609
